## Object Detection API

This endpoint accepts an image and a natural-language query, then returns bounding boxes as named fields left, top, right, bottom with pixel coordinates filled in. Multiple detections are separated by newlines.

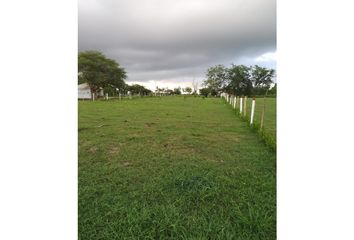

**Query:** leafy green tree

left=203, top=64, right=227, bottom=93
left=78, top=51, right=127, bottom=96
left=103, top=85, right=117, bottom=96
left=252, top=86, right=267, bottom=96
left=251, top=65, right=275, bottom=88
left=165, top=89, right=174, bottom=95
left=199, top=87, right=211, bottom=97
left=184, top=87, right=192, bottom=94
left=127, top=84, right=152, bottom=95
left=173, top=87, right=182, bottom=95
left=226, top=64, right=252, bottom=96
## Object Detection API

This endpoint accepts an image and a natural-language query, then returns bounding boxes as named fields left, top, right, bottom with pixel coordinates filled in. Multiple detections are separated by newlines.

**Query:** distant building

left=78, top=83, right=104, bottom=99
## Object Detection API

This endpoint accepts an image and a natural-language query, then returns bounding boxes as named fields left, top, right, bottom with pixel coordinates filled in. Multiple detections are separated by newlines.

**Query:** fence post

left=260, top=94, right=267, bottom=129
left=250, top=96, right=256, bottom=124
left=92, top=93, right=95, bottom=101
left=105, top=93, right=108, bottom=100
left=243, top=96, right=247, bottom=116
left=240, top=96, right=243, bottom=114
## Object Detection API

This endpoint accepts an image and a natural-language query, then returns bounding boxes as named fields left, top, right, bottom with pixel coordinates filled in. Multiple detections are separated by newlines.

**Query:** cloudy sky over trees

left=79, top=0, right=276, bottom=89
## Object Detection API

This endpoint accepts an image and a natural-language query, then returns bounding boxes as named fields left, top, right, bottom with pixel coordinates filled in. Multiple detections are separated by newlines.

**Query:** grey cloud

left=79, top=0, right=276, bottom=86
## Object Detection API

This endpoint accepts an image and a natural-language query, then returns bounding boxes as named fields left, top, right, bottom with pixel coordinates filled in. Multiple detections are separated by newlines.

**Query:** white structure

left=78, top=83, right=104, bottom=99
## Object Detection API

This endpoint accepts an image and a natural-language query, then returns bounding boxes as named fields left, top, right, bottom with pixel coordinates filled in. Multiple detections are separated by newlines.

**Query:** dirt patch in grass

left=108, top=146, right=120, bottom=156
left=88, top=146, right=99, bottom=154
left=121, top=162, right=132, bottom=167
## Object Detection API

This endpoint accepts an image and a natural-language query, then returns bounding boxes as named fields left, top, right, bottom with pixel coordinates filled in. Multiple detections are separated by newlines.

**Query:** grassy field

left=79, top=96, right=276, bottom=239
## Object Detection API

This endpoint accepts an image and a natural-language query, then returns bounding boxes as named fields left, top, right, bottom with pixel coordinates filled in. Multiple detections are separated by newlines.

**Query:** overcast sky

left=79, top=0, right=276, bottom=90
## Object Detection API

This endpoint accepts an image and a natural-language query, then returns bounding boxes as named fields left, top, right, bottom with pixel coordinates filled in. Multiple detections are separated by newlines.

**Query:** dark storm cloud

left=79, top=0, right=276, bottom=87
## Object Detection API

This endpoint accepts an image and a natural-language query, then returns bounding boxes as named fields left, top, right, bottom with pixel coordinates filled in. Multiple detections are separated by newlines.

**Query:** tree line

left=79, top=51, right=276, bottom=98
left=155, top=86, right=196, bottom=95
left=78, top=51, right=200, bottom=97
left=78, top=51, right=152, bottom=97
left=200, top=64, right=276, bottom=97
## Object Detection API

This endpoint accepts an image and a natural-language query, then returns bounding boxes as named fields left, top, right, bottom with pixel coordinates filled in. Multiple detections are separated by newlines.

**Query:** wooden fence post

left=260, top=94, right=267, bottom=129
left=250, top=96, right=256, bottom=124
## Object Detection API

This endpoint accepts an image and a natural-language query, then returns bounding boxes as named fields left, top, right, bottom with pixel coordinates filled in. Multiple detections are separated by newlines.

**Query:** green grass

left=225, top=96, right=276, bottom=147
left=247, top=97, right=276, bottom=141
left=79, top=96, right=276, bottom=239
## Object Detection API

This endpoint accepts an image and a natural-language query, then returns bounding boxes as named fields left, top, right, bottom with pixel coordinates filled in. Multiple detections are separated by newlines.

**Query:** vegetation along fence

left=221, top=93, right=276, bottom=150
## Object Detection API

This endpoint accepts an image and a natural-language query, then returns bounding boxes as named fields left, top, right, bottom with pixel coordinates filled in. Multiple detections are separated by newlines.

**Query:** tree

left=226, top=64, right=252, bottom=96
left=203, top=64, right=227, bottom=94
left=173, top=87, right=182, bottom=95
left=78, top=51, right=127, bottom=97
left=184, top=87, right=192, bottom=94
left=251, top=65, right=275, bottom=88
left=165, top=89, right=174, bottom=95
left=199, top=87, right=211, bottom=97
left=127, top=84, right=152, bottom=95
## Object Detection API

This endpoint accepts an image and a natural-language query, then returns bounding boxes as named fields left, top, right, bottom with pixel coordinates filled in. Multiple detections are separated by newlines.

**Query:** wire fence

left=79, top=93, right=157, bottom=101
left=221, top=93, right=276, bottom=150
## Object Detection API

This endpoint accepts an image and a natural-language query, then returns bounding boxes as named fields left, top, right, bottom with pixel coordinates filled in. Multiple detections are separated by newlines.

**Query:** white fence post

left=92, top=93, right=95, bottom=101
left=105, top=93, right=108, bottom=100
left=240, top=96, right=243, bottom=114
left=243, top=96, right=247, bottom=116
left=250, top=97, right=256, bottom=124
